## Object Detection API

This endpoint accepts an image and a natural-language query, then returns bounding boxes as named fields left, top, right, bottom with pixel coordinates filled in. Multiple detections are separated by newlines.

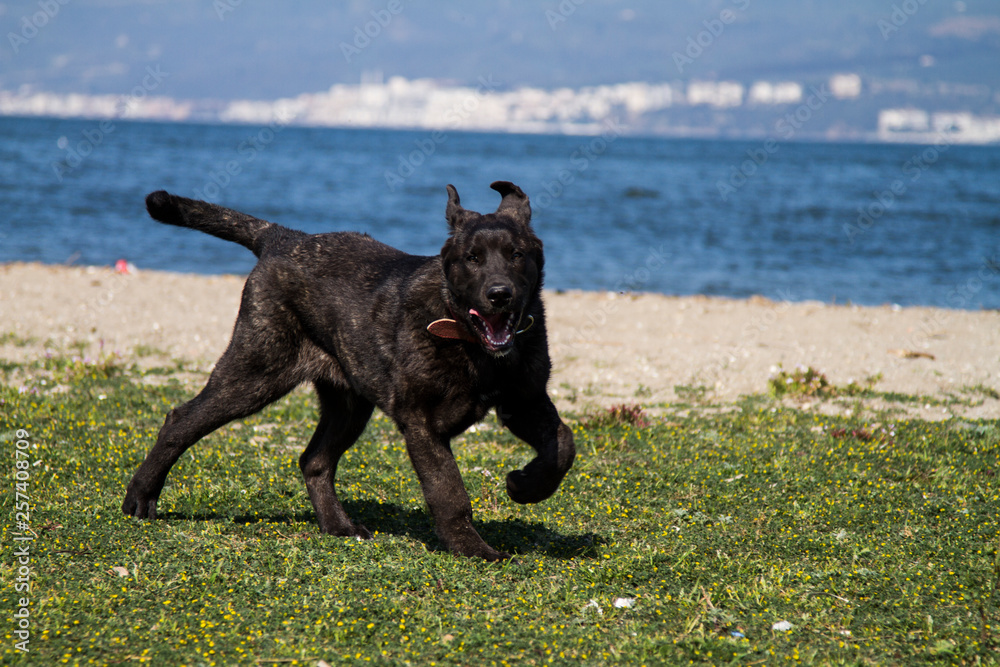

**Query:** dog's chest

left=427, top=347, right=524, bottom=424
left=477, top=387, right=501, bottom=406
left=470, top=356, right=525, bottom=410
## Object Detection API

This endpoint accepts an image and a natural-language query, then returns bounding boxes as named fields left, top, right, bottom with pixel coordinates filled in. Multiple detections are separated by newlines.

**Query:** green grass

left=0, top=332, right=37, bottom=347
left=767, top=365, right=886, bottom=401
left=1, top=358, right=999, bottom=665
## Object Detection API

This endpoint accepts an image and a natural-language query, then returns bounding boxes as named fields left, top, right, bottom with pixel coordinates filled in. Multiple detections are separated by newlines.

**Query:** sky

left=2, top=0, right=999, bottom=101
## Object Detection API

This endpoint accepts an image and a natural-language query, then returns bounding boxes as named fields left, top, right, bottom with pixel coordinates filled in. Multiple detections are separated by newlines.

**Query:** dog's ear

left=445, top=184, right=478, bottom=231
left=490, top=181, right=531, bottom=225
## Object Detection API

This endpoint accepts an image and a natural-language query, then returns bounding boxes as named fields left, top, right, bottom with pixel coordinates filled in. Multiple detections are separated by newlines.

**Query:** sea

left=2, top=115, right=999, bottom=310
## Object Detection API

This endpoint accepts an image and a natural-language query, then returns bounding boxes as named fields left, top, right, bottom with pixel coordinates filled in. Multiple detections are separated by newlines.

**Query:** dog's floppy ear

left=490, top=181, right=531, bottom=225
left=445, top=184, right=478, bottom=231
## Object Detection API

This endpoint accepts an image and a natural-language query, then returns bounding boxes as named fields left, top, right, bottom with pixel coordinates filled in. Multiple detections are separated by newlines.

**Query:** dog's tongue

left=476, top=310, right=508, bottom=332
left=470, top=308, right=513, bottom=348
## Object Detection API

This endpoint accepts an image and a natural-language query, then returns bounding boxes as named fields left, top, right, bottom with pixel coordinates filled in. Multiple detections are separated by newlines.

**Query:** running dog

left=122, top=181, right=575, bottom=561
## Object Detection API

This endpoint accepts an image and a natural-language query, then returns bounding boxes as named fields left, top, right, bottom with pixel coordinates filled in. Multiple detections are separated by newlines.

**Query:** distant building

left=686, top=81, right=744, bottom=108
left=830, top=74, right=862, bottom=100
left=879, top=108, right=930, bottom=133
left=748, top=81, right=803, bottom=105
left=878, top=108, right=1000, bottom=143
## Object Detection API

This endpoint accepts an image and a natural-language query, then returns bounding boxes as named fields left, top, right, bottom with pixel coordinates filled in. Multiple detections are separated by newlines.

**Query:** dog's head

left=440, top=181, right=544, bottom=357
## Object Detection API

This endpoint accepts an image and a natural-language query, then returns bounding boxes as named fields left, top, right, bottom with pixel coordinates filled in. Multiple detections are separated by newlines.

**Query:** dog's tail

left=145, top=191, right=288, bottom=257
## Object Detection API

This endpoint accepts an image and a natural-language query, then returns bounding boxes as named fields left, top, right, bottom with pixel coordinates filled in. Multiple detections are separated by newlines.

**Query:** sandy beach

left=2, top=261, right=998, bottom=420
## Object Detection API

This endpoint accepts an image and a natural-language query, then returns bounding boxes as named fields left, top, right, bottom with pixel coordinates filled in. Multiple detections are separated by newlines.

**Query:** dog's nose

left=487, top=285, right=513, bottom=308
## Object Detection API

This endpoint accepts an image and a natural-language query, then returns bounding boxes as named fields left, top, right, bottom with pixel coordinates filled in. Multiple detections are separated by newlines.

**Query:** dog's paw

left=483, top=548, right=513, bottom=563
left=122, top=489, right=158, bottom=520
left=441, top=534, right=511, bottom=561
left=454, top=544, right=511, bottom=562
left=505, top=469, right=558, bottom=505
left=322, top=522, right=373, bottom=541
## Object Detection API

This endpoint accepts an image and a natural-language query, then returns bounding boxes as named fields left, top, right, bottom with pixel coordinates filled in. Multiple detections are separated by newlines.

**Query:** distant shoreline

left=4, top=110, right=1000, bottom=147
left=9, top=60, right=1000, bottom=146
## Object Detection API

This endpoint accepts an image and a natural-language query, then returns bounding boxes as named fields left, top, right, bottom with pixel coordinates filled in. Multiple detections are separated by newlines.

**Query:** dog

left=122, top=181, right=575, bottom=561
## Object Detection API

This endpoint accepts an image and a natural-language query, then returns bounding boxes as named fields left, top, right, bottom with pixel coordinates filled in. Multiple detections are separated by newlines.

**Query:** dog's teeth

left=467, top=309, right=518, bottom=351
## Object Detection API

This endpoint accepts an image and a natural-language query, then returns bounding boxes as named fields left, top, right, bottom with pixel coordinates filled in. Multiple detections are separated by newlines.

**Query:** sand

left=2, top=262, right=998, bottom=420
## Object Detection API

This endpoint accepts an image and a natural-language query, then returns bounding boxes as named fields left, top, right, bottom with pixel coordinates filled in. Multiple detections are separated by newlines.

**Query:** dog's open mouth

left=469, top=309, right=516, bottom=353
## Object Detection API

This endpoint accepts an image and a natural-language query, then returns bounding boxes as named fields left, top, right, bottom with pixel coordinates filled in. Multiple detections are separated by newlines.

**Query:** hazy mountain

left=2, top=0, right=999, bottom=101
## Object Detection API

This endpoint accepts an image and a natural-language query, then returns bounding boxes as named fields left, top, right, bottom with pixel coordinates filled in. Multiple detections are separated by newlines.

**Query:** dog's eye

left=511, top=251, right=523, bottom=261
left=466, top=253, right=479, bottom=264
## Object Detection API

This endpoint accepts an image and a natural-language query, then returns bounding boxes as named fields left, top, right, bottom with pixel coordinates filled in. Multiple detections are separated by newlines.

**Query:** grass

left=1, top=356, right=999, bottom=665
left=581, top=404, right=651, bottom=429
left=767, top=365, right=887, bottom=401
left=964, top=384, right=1000, bottom=402
left=0, top=332, right=37, bottom=347
left=673, top=384, right=712, bottom=407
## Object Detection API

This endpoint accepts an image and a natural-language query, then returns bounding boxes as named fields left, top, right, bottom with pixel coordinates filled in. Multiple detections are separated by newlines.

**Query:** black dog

left=122, top=181, right=575, bottom=561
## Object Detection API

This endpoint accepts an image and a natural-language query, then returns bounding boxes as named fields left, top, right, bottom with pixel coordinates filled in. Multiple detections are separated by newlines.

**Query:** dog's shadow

left=344, top=500, right=606, bottom=559
left=160, top=500, right=605, bottom=560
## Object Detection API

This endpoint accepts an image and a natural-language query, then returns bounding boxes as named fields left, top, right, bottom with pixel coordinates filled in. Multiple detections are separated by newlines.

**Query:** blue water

left=2, top=115, right=999, bottom=309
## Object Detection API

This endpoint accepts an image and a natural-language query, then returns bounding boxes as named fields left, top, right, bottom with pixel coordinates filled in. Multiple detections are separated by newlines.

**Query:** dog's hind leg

left=299, top=383, right=374, bottom=539
left=122, top=362, right=299, bottom=520
left=123, top=381, right=299, bottom=521
left=123, top=303, right=303, bottom=521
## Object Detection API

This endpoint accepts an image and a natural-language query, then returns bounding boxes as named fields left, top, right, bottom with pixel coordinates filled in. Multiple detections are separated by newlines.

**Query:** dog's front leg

left=401, top=422, right=510, bottom=561
left=498, top=396, right=576, bottom=504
